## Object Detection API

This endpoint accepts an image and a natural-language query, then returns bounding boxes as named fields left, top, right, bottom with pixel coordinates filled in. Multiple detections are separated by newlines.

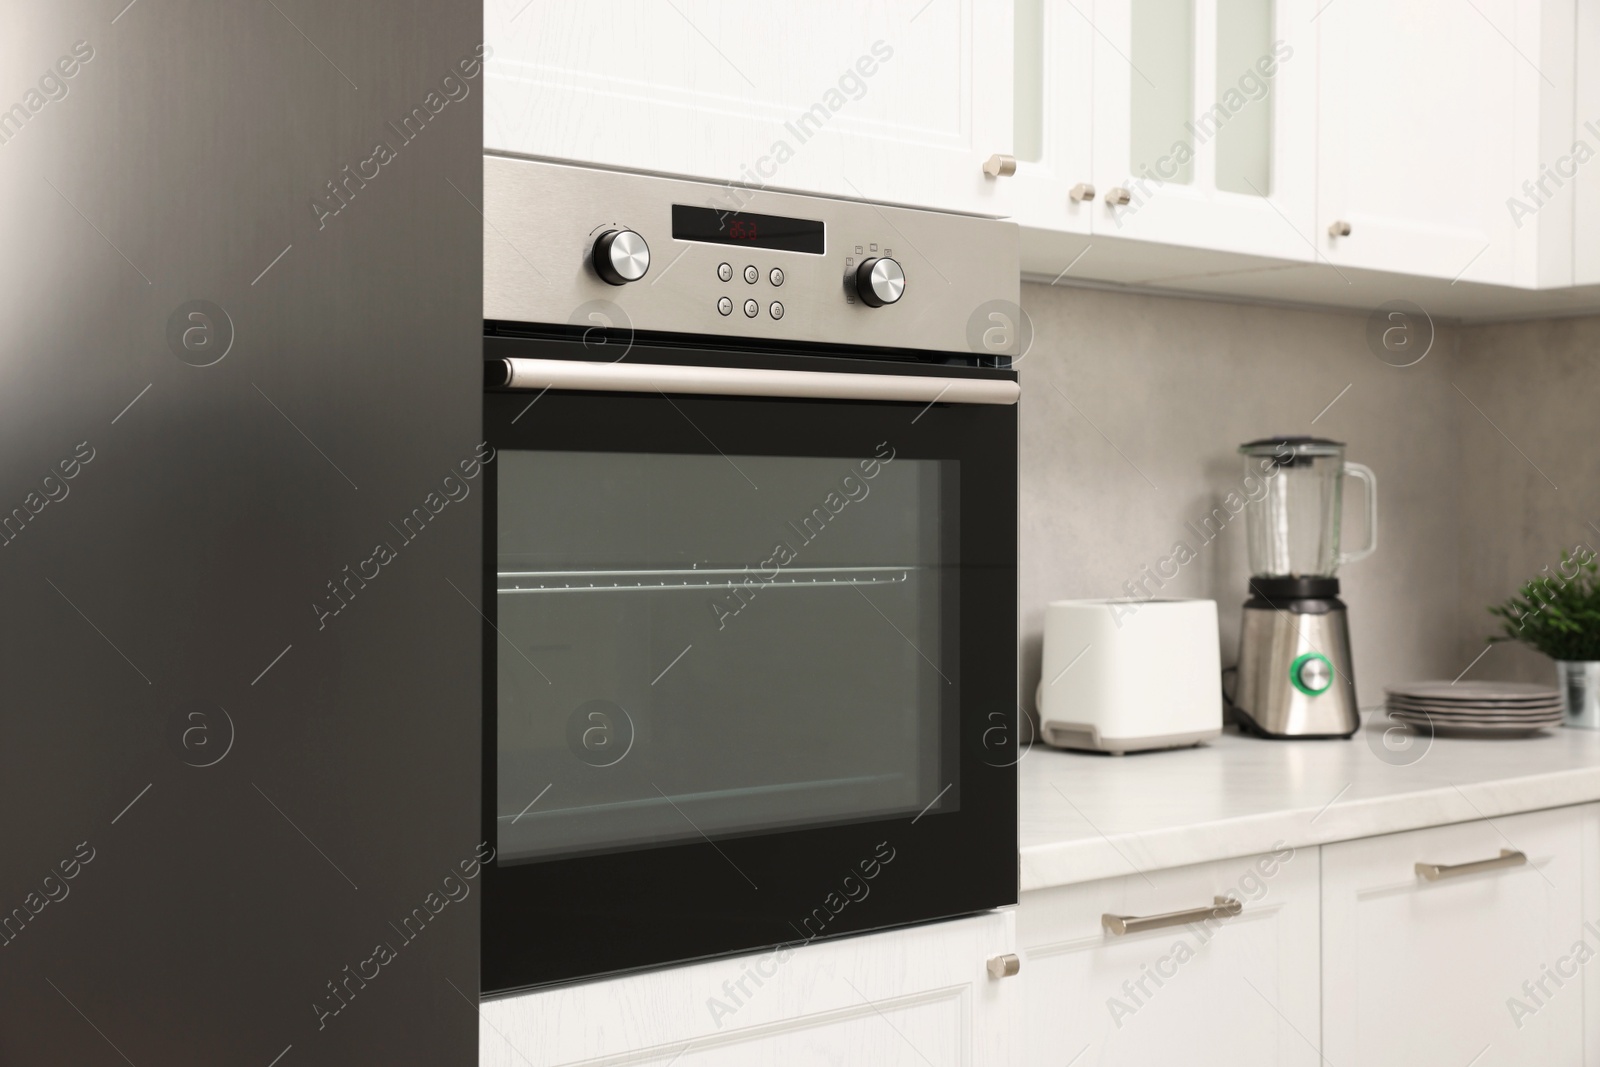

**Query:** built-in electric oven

left=480, top=157, right=1021, bottom=995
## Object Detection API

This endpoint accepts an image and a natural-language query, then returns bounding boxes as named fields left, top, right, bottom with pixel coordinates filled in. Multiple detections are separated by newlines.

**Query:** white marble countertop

left=1020, top=720, right=1600, bottom=892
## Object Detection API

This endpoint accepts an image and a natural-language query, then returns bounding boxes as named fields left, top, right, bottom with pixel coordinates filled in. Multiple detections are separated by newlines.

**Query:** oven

left=479, top=157, right=1021, bottom=995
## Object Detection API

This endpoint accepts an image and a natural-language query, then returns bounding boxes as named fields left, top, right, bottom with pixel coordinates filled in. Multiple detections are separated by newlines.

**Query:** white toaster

left=1036, top=598, right=1222, bottom=755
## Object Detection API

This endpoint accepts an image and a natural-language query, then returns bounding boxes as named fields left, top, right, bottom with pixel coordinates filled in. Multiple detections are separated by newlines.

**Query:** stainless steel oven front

left=480, top=157, right=1020, bottom=995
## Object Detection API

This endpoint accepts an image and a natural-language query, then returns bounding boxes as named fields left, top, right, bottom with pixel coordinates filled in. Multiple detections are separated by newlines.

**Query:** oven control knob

left=593, top=229, right=650, bottom=285
left=855, top=257, right=905, bottom=307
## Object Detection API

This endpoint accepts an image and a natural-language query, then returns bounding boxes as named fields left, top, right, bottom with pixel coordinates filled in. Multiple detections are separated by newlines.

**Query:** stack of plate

left=1384, top=681, right=1564, bottom=737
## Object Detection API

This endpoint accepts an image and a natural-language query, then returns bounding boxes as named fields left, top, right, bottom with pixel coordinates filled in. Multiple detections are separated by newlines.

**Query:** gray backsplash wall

left=1018, top=281, right=1469, bottom=722
left=1455, top=316, right=1600, bottom=684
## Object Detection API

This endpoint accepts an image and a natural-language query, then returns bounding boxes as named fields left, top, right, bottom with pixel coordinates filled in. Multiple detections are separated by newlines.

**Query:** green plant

left=1489, top=549, right=1600, bottom=661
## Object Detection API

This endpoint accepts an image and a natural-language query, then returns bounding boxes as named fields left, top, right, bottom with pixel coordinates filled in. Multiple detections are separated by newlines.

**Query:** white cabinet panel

left=1017, top=847, right=1320, bottom=1066
left=479, top=912, right=1016, bottom=1066
left=1009, top=0, right=1096, bottom=236
left=485, top=1, right=1013, bottom=217
left=1316, top=0, right=1574, bottom=287
left=1322, top=807, right=1587, bottom=1067
left=1572, top=0, right=1600, bottom=285
left=1087, top=0, right=1317, bottom=259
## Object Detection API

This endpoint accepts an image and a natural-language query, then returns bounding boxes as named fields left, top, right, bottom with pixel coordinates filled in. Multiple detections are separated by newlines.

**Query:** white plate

left=1386, top=701, right=1563, bottom=718
left=1385, top=716, right=1555, bottom=738
left=1386, top=680, right=1561, bottom=703
left=1388, top=712, right=1560, bottom=733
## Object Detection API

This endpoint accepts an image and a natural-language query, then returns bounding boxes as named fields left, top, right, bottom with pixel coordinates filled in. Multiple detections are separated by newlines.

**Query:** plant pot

left=1557, top=661, right=1600, bottom=729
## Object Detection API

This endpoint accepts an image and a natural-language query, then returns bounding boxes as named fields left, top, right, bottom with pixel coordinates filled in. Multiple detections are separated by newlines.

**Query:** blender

left=1230, top=437, right=1376, bottom=739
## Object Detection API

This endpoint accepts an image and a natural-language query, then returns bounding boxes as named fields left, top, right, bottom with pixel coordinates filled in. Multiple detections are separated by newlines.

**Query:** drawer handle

left=1102, top=896, right=1241, bottom=936
left=1415, top=849, right=1526, bottom=881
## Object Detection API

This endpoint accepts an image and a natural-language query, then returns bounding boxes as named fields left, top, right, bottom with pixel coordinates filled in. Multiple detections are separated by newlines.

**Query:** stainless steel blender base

left=1233, top=606, right=1360, bottom=738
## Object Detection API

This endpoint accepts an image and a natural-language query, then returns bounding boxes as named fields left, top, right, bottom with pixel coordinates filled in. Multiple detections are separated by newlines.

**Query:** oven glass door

left=482, top=338, right=1017, bottom=994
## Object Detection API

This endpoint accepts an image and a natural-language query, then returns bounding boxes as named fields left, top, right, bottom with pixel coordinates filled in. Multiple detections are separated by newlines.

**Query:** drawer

left=1018, top=847, right=1320, bottom=1066
left=1322, top=805, right=1587, bottom=1067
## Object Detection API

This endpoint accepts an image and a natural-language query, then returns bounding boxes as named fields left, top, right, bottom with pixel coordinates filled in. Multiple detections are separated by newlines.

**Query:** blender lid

left=1239, top=435, right=1345, bottom=456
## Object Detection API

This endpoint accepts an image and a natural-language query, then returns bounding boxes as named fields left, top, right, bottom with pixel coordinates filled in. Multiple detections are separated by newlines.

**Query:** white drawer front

left=1018, top=847, right=1320, bottom=1066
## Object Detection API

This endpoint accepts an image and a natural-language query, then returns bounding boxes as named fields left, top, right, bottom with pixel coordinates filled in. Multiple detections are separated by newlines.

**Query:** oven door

left=481, top=335, right=1018, bottom=995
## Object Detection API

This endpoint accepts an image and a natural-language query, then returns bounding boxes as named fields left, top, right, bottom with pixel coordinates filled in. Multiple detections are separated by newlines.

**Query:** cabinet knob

left=1104, top=187, right=1132, bottom=207
left=1069, top=183, right=1096, bottom=202
left=986, top=953, right=1021, bottom=979
left=1328, top=219, right=1352, bottom=237
left=983, top=154, right=1017, bottom=178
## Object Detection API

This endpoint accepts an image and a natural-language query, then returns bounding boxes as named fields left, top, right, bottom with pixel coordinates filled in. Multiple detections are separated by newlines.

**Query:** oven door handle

left=492, top=357, right=1020, bottom=406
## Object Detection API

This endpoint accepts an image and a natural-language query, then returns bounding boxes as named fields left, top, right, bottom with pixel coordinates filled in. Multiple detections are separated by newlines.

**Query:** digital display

left=671, top=204, right=825, bottom=255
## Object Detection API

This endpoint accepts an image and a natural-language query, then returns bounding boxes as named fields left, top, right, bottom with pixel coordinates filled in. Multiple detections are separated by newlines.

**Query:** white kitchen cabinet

left=1316, top=0, right=1575, bottom=287
left=478, top=912, right=1017, bottom=1066
left=1584, top=803, right=1600, bottom=1062
left=1091, top=0, right=1316, bottom=258
left=484, top=0, right=1014, bottom=217
left=1016, top=847, right=1321, bottom=1066
left=1571, top=1, right=1600, bottom=285
left=1009, top=0, right=1096, bottom=236
left=1321, top=806, right=1587, bottom=1067
left=1012, top=0, right=1316, bottom=259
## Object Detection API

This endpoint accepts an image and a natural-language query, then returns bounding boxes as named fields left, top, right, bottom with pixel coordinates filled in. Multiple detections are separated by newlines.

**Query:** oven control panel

left=484, top=155, right=1019, bottom=358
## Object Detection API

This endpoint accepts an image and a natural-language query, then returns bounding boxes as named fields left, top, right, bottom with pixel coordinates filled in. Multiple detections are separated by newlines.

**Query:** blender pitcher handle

left=1340, top=462, right=1378, bottom=565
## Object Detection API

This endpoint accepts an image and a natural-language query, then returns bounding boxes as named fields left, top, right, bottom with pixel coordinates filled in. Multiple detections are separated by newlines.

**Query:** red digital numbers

left=727, top=219, right=759, bottom=240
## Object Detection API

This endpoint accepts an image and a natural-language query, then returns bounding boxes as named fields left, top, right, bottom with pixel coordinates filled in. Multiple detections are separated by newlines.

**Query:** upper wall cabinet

left=1572, top=0, right=1600, bottom=285
left=1317, top=0, right=1575, bottom=288
left=1012, top=0, right=1317, bottom=260
left=484, top=0, right=1014, bottom=217
left=1010, top=0, right=1096, bottom=235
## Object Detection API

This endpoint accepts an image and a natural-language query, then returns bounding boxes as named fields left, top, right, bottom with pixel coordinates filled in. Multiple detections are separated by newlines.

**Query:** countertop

left=1020, top=720, right=1600, bottom=892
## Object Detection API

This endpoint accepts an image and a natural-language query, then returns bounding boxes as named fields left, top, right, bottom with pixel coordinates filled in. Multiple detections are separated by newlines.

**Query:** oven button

left=717, top=296, right=733, bottom=316
left=855, top=257, right=905, bottom=307
left=769, top=268, right=784, bottom=286
left=743, top=298, right=759, bottom=318
left=592, top=229, right=650, bottom=285
left=769, top=301, right=784, bottom=320
left=717, top=262, right=733, bottom=282
left=743, top=265, right=759, bottom=284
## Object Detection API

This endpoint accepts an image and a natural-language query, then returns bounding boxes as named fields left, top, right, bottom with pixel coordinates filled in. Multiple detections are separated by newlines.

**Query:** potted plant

left=1488, top=549, right=1600, bottom=728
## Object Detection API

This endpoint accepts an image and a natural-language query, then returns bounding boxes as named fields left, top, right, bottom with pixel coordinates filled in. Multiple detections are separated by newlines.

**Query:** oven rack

left=496, top=565, right=922, bottom=594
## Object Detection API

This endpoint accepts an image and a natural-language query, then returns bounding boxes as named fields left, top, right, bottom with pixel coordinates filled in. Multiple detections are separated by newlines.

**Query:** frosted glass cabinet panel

left=1213, top=0, right=1274, bottom=194
left=1129, top=0, right=1195, bottom=186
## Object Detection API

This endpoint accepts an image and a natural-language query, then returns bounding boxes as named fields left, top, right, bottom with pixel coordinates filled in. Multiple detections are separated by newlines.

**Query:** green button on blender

left=1290, top=652, right=1334, bottom=696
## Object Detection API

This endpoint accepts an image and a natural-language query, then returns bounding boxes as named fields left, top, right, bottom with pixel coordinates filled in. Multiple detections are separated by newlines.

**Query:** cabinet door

left=1010, top=0, right=1096, bottom=236
left=478, top=912, right=1016, bottom=1066
left=1316, top=0, right=1570, bottom=286
left=1322, top=807, right=1586, bottom=1067
left=1573, top=0, right=1600, bottom=284
left=485, top=1, right=1013, bottom=217
left=1083, top=0, right=1316, bottom=258
left=1017, top=849, right=1321, bottom=1066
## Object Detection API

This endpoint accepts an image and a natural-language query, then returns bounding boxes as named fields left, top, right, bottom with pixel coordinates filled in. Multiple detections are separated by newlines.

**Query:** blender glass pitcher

left=1239, top=437, right=1376, bottom=578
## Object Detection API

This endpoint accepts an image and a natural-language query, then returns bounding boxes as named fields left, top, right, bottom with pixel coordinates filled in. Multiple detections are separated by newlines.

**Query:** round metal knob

left=855, top=257, right=905, bottom=307
left=593, top=229, right=650, bottom=285
left=1104, top=187, right=1132, bottom=206
left=1070, top=183, right=1097, bottom=202
left=983, top=153, right=1017, bottom=178
left=1292, top=652, right=1333, bottom=696
left=1328, top=220, right=1352, bottom=237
